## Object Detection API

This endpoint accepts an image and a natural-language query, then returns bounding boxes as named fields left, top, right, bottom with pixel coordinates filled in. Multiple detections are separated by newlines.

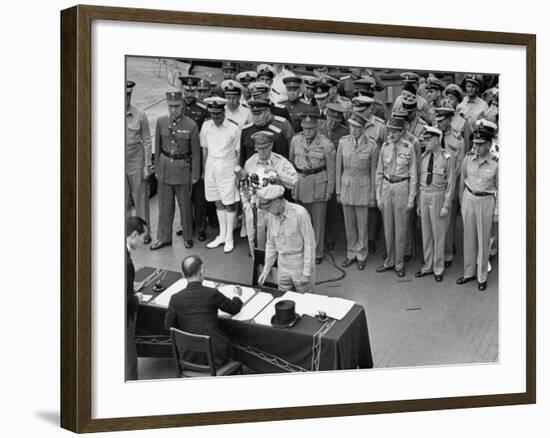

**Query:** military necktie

left=426, top=152, right=434, bottom=186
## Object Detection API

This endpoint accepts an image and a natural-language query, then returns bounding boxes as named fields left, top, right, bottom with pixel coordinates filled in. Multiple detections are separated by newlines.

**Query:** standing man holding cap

left=415, top=126, right=456, bottom=282
left=125, top=81, right=152, bottom=244
left=200, top=97, right=241, bottom=254
left=290, top=112, right=336, bottom=264
left=375, top=117, right=417, bottom=277
left=258, top=185, right=316, bottom=293
left=151, top=91, right=201, bottom=251
left=457, top=120, right=498, bottom=291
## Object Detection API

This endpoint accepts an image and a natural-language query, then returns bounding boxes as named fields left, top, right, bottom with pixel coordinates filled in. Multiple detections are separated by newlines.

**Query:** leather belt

left=160, top=148, right=189, bottom=161
left=466, top=184, right=494, bottom=197
left=296, top=165, right=326, bottom=176
left=383, top=175, right=409, bottom=183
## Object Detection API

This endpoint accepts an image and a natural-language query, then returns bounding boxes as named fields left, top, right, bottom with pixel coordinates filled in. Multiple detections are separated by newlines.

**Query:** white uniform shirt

left=199, top=119, right=241, bottom=161
left=225, top=105, right=252, bottom=129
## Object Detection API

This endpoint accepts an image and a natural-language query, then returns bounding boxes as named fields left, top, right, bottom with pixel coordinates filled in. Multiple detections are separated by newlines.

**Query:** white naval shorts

left=204, top=158, right=240, bottom=205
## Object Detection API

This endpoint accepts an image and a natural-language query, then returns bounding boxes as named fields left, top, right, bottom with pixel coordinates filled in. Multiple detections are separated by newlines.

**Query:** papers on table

left=302, top=293, right=355, bottom=320
left=220, top=292, right=273, bottom=321
left=253, top=291, right=355, bottom=325
left=217, top=285, right=261, bottom=318
left=217, top=285, right=256, bottom=304
left=150, top=277, right=187, bottom=307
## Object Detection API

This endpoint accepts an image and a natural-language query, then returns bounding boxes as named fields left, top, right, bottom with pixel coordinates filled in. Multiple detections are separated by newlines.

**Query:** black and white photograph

left=125, top=56, right=500, bottom=381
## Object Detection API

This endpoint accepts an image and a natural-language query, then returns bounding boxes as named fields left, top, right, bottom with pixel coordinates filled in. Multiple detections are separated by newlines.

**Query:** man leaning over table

left=258, top=184, right=316, bottom=293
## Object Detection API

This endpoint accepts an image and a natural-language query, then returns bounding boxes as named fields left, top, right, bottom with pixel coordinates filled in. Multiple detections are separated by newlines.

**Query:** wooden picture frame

left=60, top=4, right=536, bottom=433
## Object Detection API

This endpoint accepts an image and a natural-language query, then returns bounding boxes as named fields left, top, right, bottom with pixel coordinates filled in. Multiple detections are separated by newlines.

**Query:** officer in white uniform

left=200, top=96, right=241, bottom=253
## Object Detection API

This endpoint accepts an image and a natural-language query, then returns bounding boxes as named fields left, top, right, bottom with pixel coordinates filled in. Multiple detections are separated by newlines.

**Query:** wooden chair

left=169, top=328, right=242, bottom=377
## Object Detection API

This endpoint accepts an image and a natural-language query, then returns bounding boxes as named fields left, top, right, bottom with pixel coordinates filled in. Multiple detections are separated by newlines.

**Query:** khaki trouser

left=343, top=205, right=369, bottom=262
left=380, top=180, right=409, bottom=271
left=419, top=191, right=449, bottom=275
left=243, top=203, right=269, bottom=254
left=304, top=202, right=327, bottom=259
left=126, top=170, right=150, bottom=227
left=461, top=189, right=495, bottom=282
left=156, top=180, right=193, bottom=242
left=278, top=253, right=315, bottom=293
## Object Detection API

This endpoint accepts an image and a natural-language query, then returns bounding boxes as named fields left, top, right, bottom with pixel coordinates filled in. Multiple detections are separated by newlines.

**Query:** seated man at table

left=164, top=255, right=243, bottom=367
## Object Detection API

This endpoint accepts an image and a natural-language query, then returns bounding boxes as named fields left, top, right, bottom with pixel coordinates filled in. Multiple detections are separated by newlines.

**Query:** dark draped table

left=134, top=267, right=373, bottom=373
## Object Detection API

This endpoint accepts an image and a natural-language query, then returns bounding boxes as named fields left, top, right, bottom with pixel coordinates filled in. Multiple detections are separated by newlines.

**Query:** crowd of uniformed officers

left=126, top=61, right=499, bottom=292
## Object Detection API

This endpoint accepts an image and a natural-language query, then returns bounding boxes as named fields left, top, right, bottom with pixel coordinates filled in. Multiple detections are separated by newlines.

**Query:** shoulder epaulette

left=272, top=115, right=286, bottom=124
left=401, top=139, right=412, bottom=148
left=242, top=122, right=254, bottom=130
left=373, top=115, right=384, bottom=124
left=273, top=103, right=285, bottom=109
left=226, top=118, right=238, bottom=126
left=299, top=98, right=310, bottom=105
left=196, top=102, right=207, bottom=110
left=340, top=75, right=350, bottom=80
left=418, top=117, right=427, bottom=125
left=268, top=124, right=282, bottom=134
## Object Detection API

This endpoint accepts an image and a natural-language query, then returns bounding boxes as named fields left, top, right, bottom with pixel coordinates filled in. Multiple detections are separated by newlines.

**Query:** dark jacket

left=126, top=248, right=139, bottom=322
left=164, top=281, right=243, bottom=366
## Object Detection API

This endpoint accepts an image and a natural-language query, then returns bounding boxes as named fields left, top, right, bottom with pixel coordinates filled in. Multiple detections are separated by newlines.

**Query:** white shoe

left=207, top=236, right=225, bottom=249
left=224, top=240, right=234, bottom=253
left=224, top=211, right=236, bottom=253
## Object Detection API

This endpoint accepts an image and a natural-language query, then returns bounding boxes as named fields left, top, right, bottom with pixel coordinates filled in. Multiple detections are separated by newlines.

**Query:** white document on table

left=150, top=278, right=187, bottom=307
left=217, top=285, right=256, bottom=304
left=217, top=285, right=259, bottom=318
left=226, top=292, right=274, bottom=321
left=299, top=293, right=355, bottom=320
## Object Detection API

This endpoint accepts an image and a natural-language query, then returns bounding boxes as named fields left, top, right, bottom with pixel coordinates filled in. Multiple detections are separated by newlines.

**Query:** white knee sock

left=207, top=209, right=227, bottom=248
left=224, top=211, right=236, bottom=253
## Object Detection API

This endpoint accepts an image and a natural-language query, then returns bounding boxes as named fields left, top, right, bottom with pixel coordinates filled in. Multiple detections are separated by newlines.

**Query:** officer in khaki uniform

left=239, top=131, right=298, bottom=255
left=178, top=75, right=210, bottom=241
left=318, top=103, right=349, bottom=250
left=415, top=126, right=456, bottom=282
left=375, top=117, right=417, bottom=277
left=352, top=95, right=387, bottom=253
left=443, top=84, right=472, bottom=152
left=457, top=120, right=498, bottom=291
left=290, top=112, right=336, bottom=264
left=435, top=107, right=466, bottom=266
left=125, top=81, right=152, bottom=244
left=457, top=74, right=489, bottom=126
left=336, top=112, right=378, bottom=270
left=151, top=92, right=201, bottom=250
left=258, top=185, right=316, bottom=293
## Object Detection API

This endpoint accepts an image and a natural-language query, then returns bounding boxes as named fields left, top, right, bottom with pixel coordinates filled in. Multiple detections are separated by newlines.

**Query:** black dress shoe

left=404, top=254, right=412, bottom=262
left=175, top=228, right=183, bottom=236
left=435, top=274, right=443, bottom=282
left=184, top=240, right=194, bottom=249
left=415, top=270, right=433, bottom=278
left=358, top=260, right=366, bottom=270
left=142, top=234, right=152, bottom=245
left=150, top=241, right=172, bottom=251
left=198, top=231, right=207, bottom=241
left=456, top=276, right=475, bottom=285
left=444, top=261, right=452, bottom=268
left=376, top=264, right=394, bottom=273
left=478, top=281, right=487, bottom=291
left=341, top=258, right=357, bottom=268
left=316, top=257, right=323, bottom=265
left=368, top=240, right=377, bottom=254
left=396, top=269, right=406, bottom=278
